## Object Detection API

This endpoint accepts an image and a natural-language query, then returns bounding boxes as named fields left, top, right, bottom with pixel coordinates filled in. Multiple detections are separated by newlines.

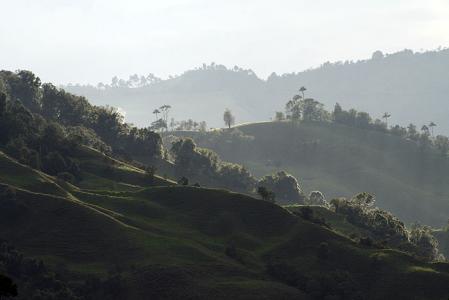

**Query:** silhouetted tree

left=153, top=109, right=160, bottom=121
left=382, top=112, right=391, bottom=127
left=223, top=109, right=235, bottom=129
left=429, top=122, right=436, bottom=137
left=299, top=86, right=307, bottom=99
left=159, top=105, right=171, bottom=131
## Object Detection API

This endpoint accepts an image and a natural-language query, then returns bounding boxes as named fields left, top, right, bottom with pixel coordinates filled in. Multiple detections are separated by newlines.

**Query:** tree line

left=276, top=87, right=449, bottom=156
left=0, top=70, right=163, bottom=181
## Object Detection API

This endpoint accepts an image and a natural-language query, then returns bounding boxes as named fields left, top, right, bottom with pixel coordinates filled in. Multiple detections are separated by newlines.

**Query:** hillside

left=3, top=68, right=449, bottom=298
left=172, top=121, right=449, bottom=227
left=64, top=48, right=449, bottom=133
left=2, top=150, right=449, bottom=299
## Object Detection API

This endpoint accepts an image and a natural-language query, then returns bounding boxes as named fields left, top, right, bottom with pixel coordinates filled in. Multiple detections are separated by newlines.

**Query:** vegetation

left=3, top=68, right=449, bottom=299
left=0, top=70, right=162, bottom=169
left=170, top=138, right=256, bottom=193
left=223, top=108, right=235, bottom=129
left=258, top=171, right=305, bottom=204
left=176, top=120, right=449, bottom=226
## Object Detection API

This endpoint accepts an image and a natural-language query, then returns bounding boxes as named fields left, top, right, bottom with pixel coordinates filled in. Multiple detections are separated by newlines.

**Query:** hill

left=2, top=149, right=449, bottom=299
left=3, top=68, right=449, bottom=298
left=64, top=48, right=449, bottom=133
left=172, top=121, right=449, bottom=227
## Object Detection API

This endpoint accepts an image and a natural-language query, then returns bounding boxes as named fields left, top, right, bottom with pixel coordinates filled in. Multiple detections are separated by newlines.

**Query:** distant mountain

left=64, top=48, right=449, bottom=133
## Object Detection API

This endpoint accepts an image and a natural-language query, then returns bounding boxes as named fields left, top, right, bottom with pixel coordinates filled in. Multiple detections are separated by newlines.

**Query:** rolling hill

left=171, top=121, right=449, bottom=227
left=3, top=67, right=449, bottom=299
left=2, top=148, right=449, bottom=299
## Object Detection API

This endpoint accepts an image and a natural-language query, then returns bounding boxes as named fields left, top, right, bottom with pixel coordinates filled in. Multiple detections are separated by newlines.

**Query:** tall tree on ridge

left=382, top=112, right=391, bottom=127
left=299, top=86, right=307, bottom=99
left=429, top=122, right=436, bottom=137
left=153, top=109, right=160, bottom=121
left=223, top=108, right=235, bottom=129
left=159, top=105, right=171, bottom=131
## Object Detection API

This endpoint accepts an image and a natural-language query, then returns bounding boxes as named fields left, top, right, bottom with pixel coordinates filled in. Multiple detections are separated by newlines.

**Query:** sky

left=1, top=0, right=449, bottom=85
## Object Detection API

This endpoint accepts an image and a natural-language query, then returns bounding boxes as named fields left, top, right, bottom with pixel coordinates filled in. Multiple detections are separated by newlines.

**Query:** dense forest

left=64, top=48, right=449, bottom=134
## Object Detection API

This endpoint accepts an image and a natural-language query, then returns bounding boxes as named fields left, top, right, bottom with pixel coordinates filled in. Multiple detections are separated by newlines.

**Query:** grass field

left=2, top=149, right=449, bottom=299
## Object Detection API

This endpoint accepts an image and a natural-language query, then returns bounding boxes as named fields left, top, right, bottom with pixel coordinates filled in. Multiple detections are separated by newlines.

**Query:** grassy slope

left=176, top=122, right=449, bottom=227
left=1, top=151, right=449, bottom=299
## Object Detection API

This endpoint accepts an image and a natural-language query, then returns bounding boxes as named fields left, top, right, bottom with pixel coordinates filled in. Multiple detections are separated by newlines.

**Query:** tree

left=407, top=123, right=418, bottom=141
left=159, top=105, right=171, bottom=131
left=0, top=274, right=18, bottom=299
left=258, top=171, right=305, bottom=204
left=285, top=95, right=302, bottom=121
left=434, top=135, right=449, bottom=156
left=390, top=125, right=407, bottom=137
left=223, top=109, right=235, bottom=129
left=199, top=121, right=207, bottom=132
left=257, top=186, right=275, bottom=202
left=352, top=192, right=375, bottom=207
left=150, top=118, right=167, bottom=132
left=409, top=223, right=443, bottom=261
left=299, top=86, right=307, bottom=99
left=429, top=122, right=436, bottom=137
left=300, top=98, right=326, bottom=122
left=382, top=112, right=391, bottom=127
left=308, top=191, right=327, bottom=206
left=355, top=112, right=371, bottom=129
left=274, top=112, right=285, bottom=121
left=421, top=125, right=429, bottom=135
left=372, top=50, right=384, bottom=60
left=153, top=109, right=160, bottom=121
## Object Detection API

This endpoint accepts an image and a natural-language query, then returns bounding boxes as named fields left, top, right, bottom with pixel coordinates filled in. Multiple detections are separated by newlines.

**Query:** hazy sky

left=1, top=0, right=449, bottom=84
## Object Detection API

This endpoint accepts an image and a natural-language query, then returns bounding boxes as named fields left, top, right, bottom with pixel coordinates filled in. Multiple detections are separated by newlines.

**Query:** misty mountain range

left=64, top=48, right=449, bottom=133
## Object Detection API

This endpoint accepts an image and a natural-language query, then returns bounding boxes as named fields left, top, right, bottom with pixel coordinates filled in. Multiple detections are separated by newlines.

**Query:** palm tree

left=299, top=86, right=307, bottom=99
left=153, top=109, right=160, bottom=121
left=159, top=105, right=172, bottom=131
left=382, top=112, right=391, bottom=127
left=429, top=122, right=437, bottom=137
left=421, top=125, right=430, bottom=135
